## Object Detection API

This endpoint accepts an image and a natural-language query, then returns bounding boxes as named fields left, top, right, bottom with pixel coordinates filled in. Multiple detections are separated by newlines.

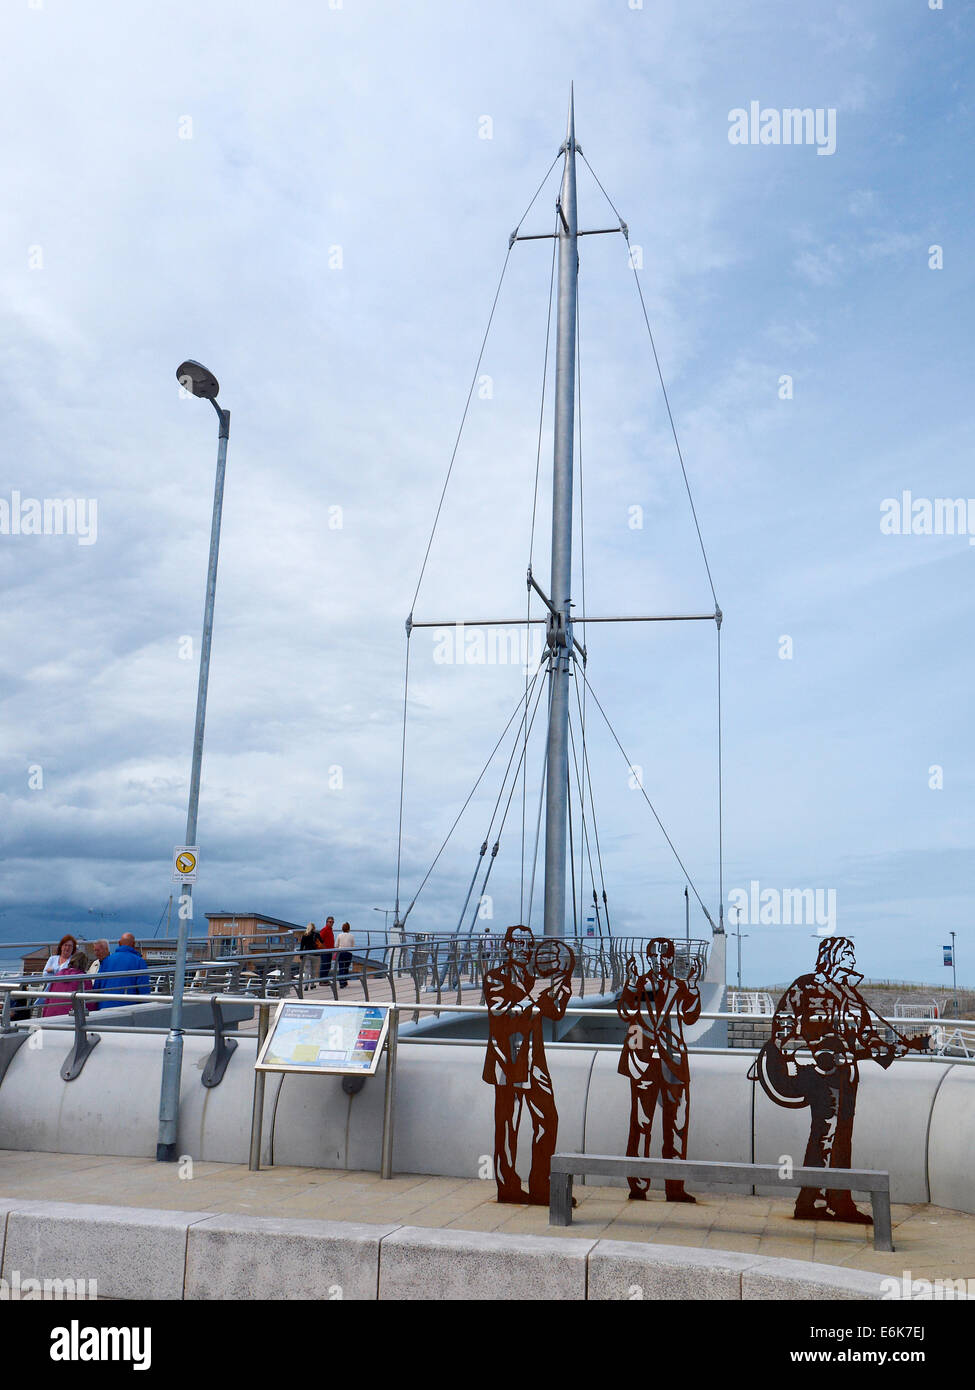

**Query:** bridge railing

left=8, top=931, right=713, bottom=1027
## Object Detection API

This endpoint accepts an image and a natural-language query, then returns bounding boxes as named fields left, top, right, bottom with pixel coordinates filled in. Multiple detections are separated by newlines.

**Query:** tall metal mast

left=542, top=88, right=578, bottom=939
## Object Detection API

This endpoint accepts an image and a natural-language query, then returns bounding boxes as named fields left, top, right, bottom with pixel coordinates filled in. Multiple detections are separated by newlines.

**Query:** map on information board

left=255, top=1001, right=390, bottom=1075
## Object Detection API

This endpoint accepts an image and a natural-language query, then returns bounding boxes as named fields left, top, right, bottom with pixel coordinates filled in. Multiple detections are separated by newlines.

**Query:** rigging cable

left=570, top=664, right=612, bottom=937
left=396, top=152, right=563, bottom=925
left=566, top=699, right=602, bottom=936
left=464, top=666, right=552, bottom=940
left=579, top=146, right=725, bottom=928
left=410, top=153, right=562, bottom=618
left=401, top=657, right=545, bottom=924
left=455, top=662, right=548, bottom=935
left=576, top=662, right=717, bottom=930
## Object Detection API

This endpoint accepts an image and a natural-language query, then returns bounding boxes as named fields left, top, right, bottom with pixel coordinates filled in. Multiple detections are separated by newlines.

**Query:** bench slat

left=548, top=1153, right=889, bottom=1191
left=548, top=1154, right=893, bottom=1252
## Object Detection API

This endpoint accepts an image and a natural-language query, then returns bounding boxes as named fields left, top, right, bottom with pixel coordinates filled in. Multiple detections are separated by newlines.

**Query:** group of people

left=297, top=918, right=355, bottom=988
left=39, top=933, right=150, bottom=1016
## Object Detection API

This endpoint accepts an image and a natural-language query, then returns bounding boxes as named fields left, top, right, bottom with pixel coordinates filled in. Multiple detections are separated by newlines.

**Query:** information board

left=255, top=1000, right=390, bottom=1076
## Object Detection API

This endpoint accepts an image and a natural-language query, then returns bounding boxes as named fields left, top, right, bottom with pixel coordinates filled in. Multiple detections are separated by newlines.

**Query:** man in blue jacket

left=91, top=934, right=150, bottom=1009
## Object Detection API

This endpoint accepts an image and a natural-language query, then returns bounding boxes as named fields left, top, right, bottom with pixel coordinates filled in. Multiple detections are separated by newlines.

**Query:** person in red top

left=319, top=917, right=335, bottom=983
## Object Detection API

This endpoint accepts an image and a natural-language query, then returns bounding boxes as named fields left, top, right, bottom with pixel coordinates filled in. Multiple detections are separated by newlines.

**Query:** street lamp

left=950, top=930, right=958, bottom=1007
left=156, top=360, right=231, bottom=1162
left=733, top=908, right=748, bottom=992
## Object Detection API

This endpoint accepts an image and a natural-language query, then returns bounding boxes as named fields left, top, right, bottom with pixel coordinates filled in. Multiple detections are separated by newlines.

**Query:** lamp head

left=177, top=360, right=220, bottom=400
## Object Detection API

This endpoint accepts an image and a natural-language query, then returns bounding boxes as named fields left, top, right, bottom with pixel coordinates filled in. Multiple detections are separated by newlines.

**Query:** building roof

left=204, top=913, right=306, bottom=931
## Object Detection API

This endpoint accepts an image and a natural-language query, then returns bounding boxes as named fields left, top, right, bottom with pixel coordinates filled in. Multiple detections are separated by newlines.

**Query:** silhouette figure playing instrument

left=482, top=925, right=575, bottom=1205
left=617, top=937, right=702, bottom=1202
left=751, top=936, right=929, bottom=1223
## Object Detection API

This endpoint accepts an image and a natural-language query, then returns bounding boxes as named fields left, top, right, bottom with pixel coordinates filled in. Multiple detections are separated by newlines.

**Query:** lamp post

left=951, top=929, right=958, bottom=1005
left=156, top=360, right=230, bottom=1162
left=734, top=908, right=747, bottom=991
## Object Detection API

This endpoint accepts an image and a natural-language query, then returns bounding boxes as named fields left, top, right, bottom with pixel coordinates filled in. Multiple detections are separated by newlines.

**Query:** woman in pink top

left=41, top=951, right=91, bottom=1018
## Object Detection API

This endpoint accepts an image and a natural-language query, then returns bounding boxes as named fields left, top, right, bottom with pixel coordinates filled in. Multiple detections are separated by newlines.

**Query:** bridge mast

left=542, top=87, right=579, bottom=940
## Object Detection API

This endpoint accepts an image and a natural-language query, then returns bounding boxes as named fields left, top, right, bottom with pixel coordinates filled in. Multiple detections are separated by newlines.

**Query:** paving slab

left=3, top=1151, right=975, bottom=1282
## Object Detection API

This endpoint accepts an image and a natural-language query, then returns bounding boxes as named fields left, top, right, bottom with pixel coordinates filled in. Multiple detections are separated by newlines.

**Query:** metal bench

left=548, top=1153, right=894, bottom=1252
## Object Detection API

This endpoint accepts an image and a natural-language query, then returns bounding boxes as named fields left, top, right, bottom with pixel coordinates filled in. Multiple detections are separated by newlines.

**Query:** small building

left=204, top=913, right=305, bottom=956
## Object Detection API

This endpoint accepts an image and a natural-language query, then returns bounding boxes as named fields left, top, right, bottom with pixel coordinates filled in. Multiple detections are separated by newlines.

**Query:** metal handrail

left=0, top=983, right=965, bottom=1030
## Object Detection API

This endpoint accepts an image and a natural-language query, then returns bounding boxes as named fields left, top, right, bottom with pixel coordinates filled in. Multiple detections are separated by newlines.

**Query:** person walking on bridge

left=335, top=923, right=354, bottom=988
left=319, top=917, right=336, bottom=984
left=91, top=934, right=150, bottom=1010
left=299, top=923, right=320, bottom=986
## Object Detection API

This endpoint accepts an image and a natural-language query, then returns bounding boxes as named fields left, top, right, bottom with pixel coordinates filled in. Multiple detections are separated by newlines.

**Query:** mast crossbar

left=409, top=613, right=719, bottom=628
left=512, top=227, right=622, bottom=243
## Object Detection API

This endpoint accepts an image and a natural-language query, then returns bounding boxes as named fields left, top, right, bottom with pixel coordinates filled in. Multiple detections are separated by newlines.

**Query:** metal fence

left=8, top=933, right=712, bottom=1023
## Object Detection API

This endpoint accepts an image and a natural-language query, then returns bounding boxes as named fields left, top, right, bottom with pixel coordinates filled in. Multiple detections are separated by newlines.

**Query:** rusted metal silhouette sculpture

left=617, top=937, right=702, bottom=1202
left=482, top=925, right=575, bottom=1205
left=751, top=936, right=929, bottom=1223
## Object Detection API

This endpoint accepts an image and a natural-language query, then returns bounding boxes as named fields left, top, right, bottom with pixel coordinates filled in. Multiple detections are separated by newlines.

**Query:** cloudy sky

left=0, top=0, right=972, bottom=987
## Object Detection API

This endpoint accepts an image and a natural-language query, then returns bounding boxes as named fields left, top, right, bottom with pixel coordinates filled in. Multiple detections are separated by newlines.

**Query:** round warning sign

left=173, top=847, right=199, bottom=882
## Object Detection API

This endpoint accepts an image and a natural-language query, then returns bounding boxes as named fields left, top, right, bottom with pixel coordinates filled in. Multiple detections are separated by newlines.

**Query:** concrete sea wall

left=0, top=1197, right=901, bottom=1301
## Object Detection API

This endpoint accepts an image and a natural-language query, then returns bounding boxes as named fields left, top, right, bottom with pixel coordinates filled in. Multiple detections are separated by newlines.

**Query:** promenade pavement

left=1, top=1149, right=971, bottom=1282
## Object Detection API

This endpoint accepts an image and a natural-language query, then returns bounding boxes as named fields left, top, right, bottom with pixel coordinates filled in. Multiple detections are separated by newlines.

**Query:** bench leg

left=871, top=1189, right=893, bottom=1253
left=550, top=1172, right=573, bottom=1227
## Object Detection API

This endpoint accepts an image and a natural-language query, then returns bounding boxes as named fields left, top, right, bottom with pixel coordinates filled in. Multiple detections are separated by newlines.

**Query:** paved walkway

left=1, top=1150, right=972, bottom=1282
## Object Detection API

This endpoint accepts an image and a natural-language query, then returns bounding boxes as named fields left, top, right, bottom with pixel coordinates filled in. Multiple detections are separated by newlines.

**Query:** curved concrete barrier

left=0, top=1031, right=275, bottom=1167
left=927, top=1064, right=975, bottom=1212
left=0, top=1030, right=971, bottom=1215
left=0, top=1199, right=905, bottom=1300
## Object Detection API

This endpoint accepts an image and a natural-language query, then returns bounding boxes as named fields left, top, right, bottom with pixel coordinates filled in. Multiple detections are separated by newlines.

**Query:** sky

left=0, top=0, right=972, bottom=988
